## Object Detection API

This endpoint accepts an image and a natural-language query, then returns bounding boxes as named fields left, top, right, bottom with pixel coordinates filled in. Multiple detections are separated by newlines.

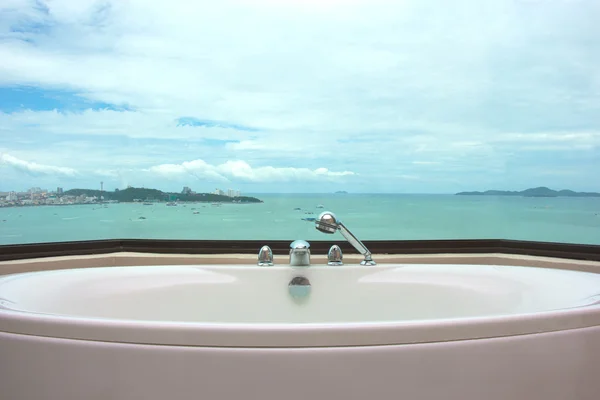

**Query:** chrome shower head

left=314, top=211, right=376, bottom=266
left=315, top=211, right=339, bottom=234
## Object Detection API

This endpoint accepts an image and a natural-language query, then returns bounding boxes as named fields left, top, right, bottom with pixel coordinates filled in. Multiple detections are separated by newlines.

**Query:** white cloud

left=93, top=169, right=121, bottom=178
left=1, top=0, right=598, bottom=133
left=412, top=161, right=441, bottom=165
left=148, top=159, right=355, bottom=183
left=0, top=109, right=258, bottom=141
left=314, top=167, right=354, bottom=177
left=148, top=159, right=228, bottom=182
left=0, top=0, right=599, bottom=192
left=493, top=131, right=600, bottom=146
left=0, top=153, right=78, bottom=176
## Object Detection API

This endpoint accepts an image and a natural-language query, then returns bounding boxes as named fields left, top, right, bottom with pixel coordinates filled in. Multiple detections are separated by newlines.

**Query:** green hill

left=62, top=187, right=262, bottom=203
left=456, top=187, right=600, bottom=197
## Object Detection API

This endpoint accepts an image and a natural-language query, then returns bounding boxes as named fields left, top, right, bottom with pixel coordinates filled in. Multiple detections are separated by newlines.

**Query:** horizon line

left=2, top=186, right=599, bottom=195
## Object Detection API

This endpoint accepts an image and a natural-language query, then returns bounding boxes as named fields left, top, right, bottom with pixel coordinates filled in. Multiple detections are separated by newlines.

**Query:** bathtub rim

left=2, top=298, right=600, bottom=348
left=2, top=261, right=600, bottom=348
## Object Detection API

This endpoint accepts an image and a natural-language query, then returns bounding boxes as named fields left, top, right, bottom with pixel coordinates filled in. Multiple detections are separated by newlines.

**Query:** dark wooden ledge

left=1, top=239, right=599, bottom=262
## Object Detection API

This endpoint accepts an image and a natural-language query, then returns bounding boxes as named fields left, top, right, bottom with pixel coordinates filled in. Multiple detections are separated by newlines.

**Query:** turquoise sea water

left=1, top=194, right=599, bottom=246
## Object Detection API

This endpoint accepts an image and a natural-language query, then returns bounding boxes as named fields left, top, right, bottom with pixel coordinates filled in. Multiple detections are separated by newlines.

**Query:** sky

left=0, top=0, right=599, bottom=194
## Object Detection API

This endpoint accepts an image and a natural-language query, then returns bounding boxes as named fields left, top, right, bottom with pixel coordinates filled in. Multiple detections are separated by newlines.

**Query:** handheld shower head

left=314, top=211, right=375, bottom=265
left=315, top=211, right=339, bottom=234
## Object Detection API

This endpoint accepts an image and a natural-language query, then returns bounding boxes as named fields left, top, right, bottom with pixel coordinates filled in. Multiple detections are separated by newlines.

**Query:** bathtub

left=1, top=263, right=600, bottom=399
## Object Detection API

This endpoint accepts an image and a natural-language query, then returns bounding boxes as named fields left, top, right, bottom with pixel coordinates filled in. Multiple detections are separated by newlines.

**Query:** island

left=63, top=187, right=263, bottom=203
left=456, top=187, right=600, bottom=198
left=334, top=191, right=348, bottom=194
left=0, top=187, right=263, bottom=208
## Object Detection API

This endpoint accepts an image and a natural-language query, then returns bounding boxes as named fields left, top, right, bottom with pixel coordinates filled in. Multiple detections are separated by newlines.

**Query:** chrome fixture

left=289, top=240, right=311, bottom=266
left=315, top=211, right=376, bottom=266
left=327, top=244, right=343, bottom=266
left=288, top=276, right=311, bottom=298
left=257, top=245, right=274, bottom=266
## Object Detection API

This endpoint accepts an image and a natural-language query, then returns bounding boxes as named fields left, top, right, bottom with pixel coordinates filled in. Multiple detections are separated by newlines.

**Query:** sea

left=1, top=194, right=599, bottom=246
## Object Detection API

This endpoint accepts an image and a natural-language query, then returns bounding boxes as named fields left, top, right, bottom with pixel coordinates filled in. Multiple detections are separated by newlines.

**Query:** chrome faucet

left=289, top=240, right=311, bottom=266
left=315, top=211, right=376, bottom=265
left=257, top=245, right=274, bottom=266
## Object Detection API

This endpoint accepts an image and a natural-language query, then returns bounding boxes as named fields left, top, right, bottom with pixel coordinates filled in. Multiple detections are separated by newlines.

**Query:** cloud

left=0, top=152, right=78, bottom=176
left=175, top=117, right=258, bottom=132
left=93, top=169, right=121, bottom=178
left=2, top=0, right=598, bottom=133
left=313, top=167, right=354, bottom=177
left=491, top=131, right=600, bottom=150
left=412, top=161, right=441, bottom=165
left=148, top=159, right=355, bottom=183
left=0, top=0, right=599, bottom=192
left=0, top=109, right=260, bottom=141
left=147, top=159, right=228, bottom=182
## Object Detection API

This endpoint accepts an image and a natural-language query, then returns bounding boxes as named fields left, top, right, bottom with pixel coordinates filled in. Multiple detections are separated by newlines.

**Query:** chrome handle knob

left=327, top=244, right=343, bottom=266
left=258, top=245, right=274, bottom=266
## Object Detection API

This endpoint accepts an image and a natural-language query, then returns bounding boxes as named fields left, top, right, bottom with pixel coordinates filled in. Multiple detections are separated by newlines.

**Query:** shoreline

left=0, top=200, right=264, bottom=209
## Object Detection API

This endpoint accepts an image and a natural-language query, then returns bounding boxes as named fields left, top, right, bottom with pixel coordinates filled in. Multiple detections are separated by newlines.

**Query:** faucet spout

left=289, top=240, right=311, bottom=266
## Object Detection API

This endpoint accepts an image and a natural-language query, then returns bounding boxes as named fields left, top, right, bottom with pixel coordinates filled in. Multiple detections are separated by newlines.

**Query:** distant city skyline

left=0, top=184, right=256, bottom=208
left=1, top=1, right=599, bottom=193
left=1, top=185, right=243, bottom=194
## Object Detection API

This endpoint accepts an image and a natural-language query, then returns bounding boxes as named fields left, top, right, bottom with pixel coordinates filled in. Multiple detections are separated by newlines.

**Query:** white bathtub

left=1, top=264, right=600, bottom=399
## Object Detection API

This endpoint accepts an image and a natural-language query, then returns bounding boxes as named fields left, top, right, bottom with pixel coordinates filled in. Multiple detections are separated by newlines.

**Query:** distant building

left=7, top=191, right=18, bottom=201
left=182, top=186, right=192, bottom=195
left=214, top=188, right=240, bottom=197
left=57, top=187, right=63, bottom=195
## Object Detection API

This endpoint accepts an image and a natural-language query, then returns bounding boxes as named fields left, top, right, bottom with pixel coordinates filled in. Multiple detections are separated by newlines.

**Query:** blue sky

left=1, top=0, right=599, bottom=193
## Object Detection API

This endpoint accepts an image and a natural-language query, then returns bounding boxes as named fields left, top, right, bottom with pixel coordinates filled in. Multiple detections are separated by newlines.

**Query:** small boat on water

left=166, top=202, right=177, bottom=206
left=293, top=207, right=302, bottom=211
left=302, top=217, right=316, bottom=222
left=316, top=204, right=325, bottom=209
left=193, top=211, right=200, bottom=214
